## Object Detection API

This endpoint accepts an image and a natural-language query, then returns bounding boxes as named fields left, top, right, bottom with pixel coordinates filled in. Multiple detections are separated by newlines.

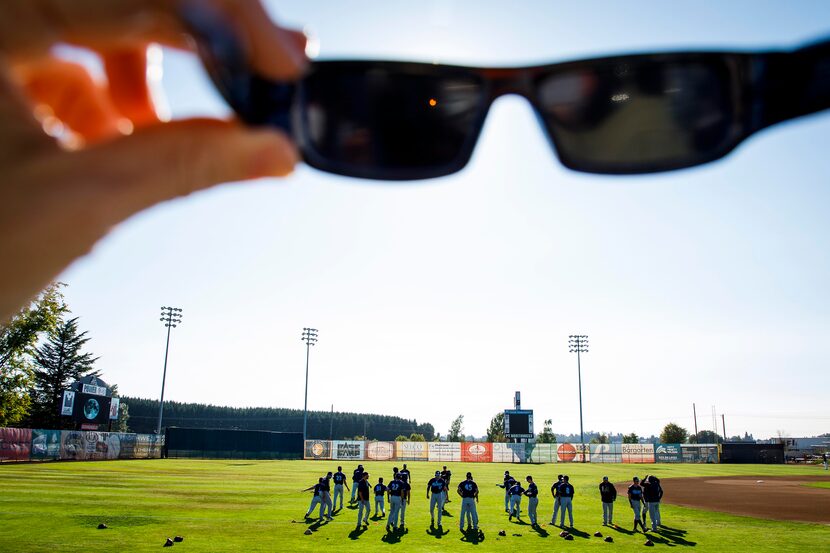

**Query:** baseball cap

left=466, top=472, right=473, bottom=478
left=435, top=471, right=440, bottom=476
left=633, top=476, right=640, bottom=481
left=602, top=476, right=609, bottom=481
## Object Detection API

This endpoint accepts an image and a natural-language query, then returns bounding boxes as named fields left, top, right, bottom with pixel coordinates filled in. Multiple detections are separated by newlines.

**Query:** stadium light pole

left=569, top=335, right=589, bottom=462
left=301, top=328, right=318, bottom=443
left=157, top=306, right=183, bottom=435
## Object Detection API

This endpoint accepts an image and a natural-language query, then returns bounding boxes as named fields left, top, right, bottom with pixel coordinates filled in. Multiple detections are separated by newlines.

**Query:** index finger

left=2, top=0, right=306, bottom=79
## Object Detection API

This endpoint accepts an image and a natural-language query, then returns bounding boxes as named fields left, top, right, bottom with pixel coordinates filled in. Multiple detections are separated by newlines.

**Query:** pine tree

left=29, top=317, right=99, bottom=428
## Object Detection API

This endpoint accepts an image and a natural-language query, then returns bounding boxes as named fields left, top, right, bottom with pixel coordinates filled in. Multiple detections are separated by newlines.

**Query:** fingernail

left=244, top=131, right=298, bottom=178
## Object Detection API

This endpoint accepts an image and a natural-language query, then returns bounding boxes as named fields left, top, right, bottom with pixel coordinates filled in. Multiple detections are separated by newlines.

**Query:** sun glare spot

left=428, top=98, right=438, bottom=107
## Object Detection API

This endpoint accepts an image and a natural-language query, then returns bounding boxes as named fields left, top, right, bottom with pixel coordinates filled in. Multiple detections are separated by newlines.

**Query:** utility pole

left=693, top=403, right=699, bottom=441
left=301, top=328, right=318, bottom=443
left=329, top=404, right=334, bottom=441
left=722, top=414, right=727, bottom=442
left=157, top=306, right=183, bottom=435
left=568, top=335, right=589, bottom=462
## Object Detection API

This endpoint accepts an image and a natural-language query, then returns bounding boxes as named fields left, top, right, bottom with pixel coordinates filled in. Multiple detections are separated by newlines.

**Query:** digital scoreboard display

left=504, top=410, right=534, bottom=439
left=73, top=392, right=112, bottom=425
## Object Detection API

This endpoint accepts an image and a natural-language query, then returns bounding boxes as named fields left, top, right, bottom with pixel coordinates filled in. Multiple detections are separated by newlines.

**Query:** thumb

left=74, top=118, right=298, bottom=225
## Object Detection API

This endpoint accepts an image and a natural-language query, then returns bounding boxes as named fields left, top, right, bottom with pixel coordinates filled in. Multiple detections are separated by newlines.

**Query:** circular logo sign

left=83, top=398, right=100, bottom=420
left=311, top=442, right=325, bottom=457
left=557, top=443, right=577, bottom=462
left=468, top=444, right=486, bottom=455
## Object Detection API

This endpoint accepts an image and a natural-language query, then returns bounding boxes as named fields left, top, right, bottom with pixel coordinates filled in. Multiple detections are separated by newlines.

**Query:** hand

left=0, top=0, right=307, bottom=322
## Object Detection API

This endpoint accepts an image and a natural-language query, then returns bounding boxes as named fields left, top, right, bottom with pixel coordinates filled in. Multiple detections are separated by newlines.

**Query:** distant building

left=757, top=437, right=830, bottom=459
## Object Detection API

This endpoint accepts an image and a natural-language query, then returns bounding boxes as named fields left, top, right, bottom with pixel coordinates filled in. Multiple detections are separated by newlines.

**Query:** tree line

left=124, top=396, right=435, bottom=440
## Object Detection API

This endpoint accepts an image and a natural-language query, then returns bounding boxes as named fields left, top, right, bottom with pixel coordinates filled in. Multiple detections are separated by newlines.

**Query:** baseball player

left=332, top=466, right=349, bottom=511
left=557, top=475, right=575, bottom=528
left=302, top=477, right=326, bottom=520
left=642, top=475, right=663, bottom=530
left=627, top=476, right=646, bottom=532
left=498, top=471, right=517, bottom=513
left=524, top=475, right=539, bottom=527
left=399, top=471, right=412, bottom=528
left=507, top=479, right=525, bottom=521
left=550, top=474, right=563, bottom=524
left=355, top=472, right=371, bottom=528
left=350, top=464, right=364, bottom=503
left=823, top=452, right=828, bottom=470
left=441, top=466, right=453, bottom=502
left=386, top=473, right=405, bottom=531
left=399, top=464, right=411, bottom=484
left=321, top=471, right=334, bottom=520
left=427, top=470, right=448, bottom=526
left=599, top=476, right=617, bottom=526
left=457, top=472, right=480, bottom=532
left=374, top=476, right=387, bottom=517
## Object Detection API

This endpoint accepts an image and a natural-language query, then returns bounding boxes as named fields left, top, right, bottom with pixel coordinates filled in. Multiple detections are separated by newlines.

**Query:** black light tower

left=301, top=328, right=319, bottom=443
left=568, top=334, right=589, bottom=462
left=157, top=306, right=183, bottom=435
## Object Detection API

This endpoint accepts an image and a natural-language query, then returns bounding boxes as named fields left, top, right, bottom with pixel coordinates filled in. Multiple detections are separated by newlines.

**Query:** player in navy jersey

left=386, top=473, right=405, bottom=531
left=550, top=474, right=564, bottom=525
left=373, top=477, right=387, bottom=517
left=302, top=477, right=326, bottom=520
left=355, top=472, right=371, bottom=528
left=557, top=475, right=575, bottom=528
left=441, top=466, right=452, bottom=502
left=599, top=476, right=617, bottom=526
left=399, top=464, right=411, bottom=483
left=332, top=466, right=349, bottom=511
left=498, top=471, right=517, bottom=513
left=321, top=472, right=334, bottom=520
left=399, top=472, right=412, bottom=528
left=524, top=476, right=539, bottom=527
left=426, top=470, right=448, bottom=526
left=628, top=476, right=646, bottom=532
left=507, top=480, right=525, bottom=521
left=350, top=464, right=364, bottom=503
left=457, top=472, right=480, bottom=532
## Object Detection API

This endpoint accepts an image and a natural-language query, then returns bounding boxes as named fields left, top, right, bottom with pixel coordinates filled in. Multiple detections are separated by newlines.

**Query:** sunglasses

left=183, top=7, right=830, bottom=180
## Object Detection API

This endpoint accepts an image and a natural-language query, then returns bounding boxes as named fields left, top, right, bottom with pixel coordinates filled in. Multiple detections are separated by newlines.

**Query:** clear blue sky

left=60, top=1, right=830, bottom=439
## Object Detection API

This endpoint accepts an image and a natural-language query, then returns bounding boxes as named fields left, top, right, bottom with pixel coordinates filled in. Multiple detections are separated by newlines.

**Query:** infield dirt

left=661, top=475, right=830, bottom=524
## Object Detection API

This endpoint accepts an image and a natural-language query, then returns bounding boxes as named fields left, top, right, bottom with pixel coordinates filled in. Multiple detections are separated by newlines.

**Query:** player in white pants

left=557, top=475, right=575, bottom=527
left=386, top=474, right=405, bottom=531
left=332, top=466, right=349, bottom=511
left=373, top=477, right=387, bottom=517
left=426, top=470, right=447, bottom=526
left=355, top=473, right=370, bottom=528
left=302, top=477, right=325, bottom=519
left=457, top=472, right=480, bottom=532
left=524, top=475, right=539, bottom=527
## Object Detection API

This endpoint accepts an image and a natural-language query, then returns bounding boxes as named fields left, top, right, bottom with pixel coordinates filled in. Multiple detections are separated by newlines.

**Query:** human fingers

left=15, top=58, right=122, bottom=143
left=1, top=1, right=306, bottom=80
left=103, top=47, right=159, bottom=128
left=69, top=118, right=297, bottom=226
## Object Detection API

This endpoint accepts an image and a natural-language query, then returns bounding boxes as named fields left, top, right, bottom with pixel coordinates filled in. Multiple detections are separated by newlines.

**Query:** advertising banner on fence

left=526, top=443, right=556, bottom=463
left=332, top=440, right=364, bottom=460
left=31, top=429, right=61, bottom=460
left=655, top=443, right=682, bottom=463
left=396, top=441, right=428, bottom=461
left=492, top=443, right=527, bottom=463
left=622, top=443, right=655, bottom=463
left=304, top=440, right=332, bottom=460
left=461, top=442, right=492, bottom=462
left=681, top=444, right=719, bottom=463
left=428, top=442, right=461, bottom=462
left=590, top=443, right=621, bottom=463
left=366, top=441, right=396, bottom=461
left=0, top=427, right=31, bottom=462
left=134, top=434, right=163, bottom=458
left=557, top=443, right=589, bottom=462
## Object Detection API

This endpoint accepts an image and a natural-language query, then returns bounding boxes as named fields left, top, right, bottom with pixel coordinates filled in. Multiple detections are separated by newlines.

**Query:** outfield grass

left=1, top=459, right=827, bottom=552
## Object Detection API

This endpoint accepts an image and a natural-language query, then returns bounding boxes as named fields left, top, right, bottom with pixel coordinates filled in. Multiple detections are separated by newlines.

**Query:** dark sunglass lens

left=538, top=57, right=738, bottom=173
left=300, top=64, right=485, bottom=179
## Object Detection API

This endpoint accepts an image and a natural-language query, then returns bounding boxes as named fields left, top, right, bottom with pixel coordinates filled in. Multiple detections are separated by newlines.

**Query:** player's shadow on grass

left=510, top=518, right=530, bottom=526
left=441, top=509, right=454, bottom=518
left=608, top=524, right=636, bottom=536
left=381, top=527, right=408, bottom=544
left=565, top=527, right=590, bottom=539
left=459, top=528, right=485, bottom=544
left=427, top=524, right=450, bottom=539
left=531, top=525, right=549, bottom=538
left=348, top=526, right=368, bottom=540
left=370, top=513, right=386, bottom=521
left=653, top=527, right=696, bottom=547
left=307, top=519, right=330, bottom=532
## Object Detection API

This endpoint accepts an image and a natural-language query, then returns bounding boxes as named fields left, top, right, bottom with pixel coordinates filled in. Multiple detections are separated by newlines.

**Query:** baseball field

left=0, top=459, right=828, bottom=552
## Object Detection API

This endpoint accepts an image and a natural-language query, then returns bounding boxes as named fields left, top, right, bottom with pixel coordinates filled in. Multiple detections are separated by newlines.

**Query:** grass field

left=1, top=459, right=828, bottom=552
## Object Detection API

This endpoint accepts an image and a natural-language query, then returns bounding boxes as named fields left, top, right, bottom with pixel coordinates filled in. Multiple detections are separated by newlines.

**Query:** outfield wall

left=0, top=427, right=163, bottom=463
left=304, top=440, right=720, bottom=463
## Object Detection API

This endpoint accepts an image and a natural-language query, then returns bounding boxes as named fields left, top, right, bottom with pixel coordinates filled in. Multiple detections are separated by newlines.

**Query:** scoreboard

left=504, top=409, right=534, bottom=439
